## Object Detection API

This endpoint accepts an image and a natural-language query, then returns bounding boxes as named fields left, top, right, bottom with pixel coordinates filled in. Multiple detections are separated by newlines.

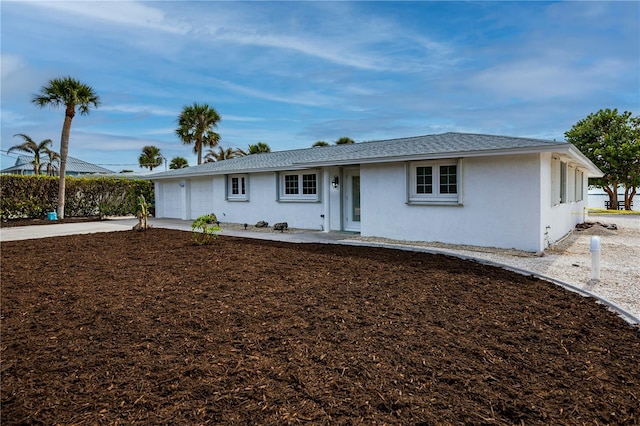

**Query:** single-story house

left=0, top=155, right=114, bottom=176
left=151, top=132, right=603, bottom=252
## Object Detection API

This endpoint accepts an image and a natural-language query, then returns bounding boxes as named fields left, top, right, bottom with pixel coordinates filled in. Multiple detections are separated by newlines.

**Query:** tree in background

left=138, top=145, right=164, bottom=171
left=7, top=134, right=54, bottom=175
left=247, top=142, right=271, bottom=154
left=169, top=156, right=189, bottom=169
left=204, top=146, right=236, bottom=162
left=236, top=142, right=271, bottom=156
left=32, top=76, right=100, bottom=218
left=565, top=108, right=640, bottom=210
left=176, top=103, right=221, bottom=165
left=335, top=137, right=355, bottom=145
left=43, top=149, right=60, bottom=176
left=312, top=140, right=329, bottom=147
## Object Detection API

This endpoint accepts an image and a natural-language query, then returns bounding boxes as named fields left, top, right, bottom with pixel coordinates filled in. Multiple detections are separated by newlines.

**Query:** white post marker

left=590, top=236, right=601, bottom=281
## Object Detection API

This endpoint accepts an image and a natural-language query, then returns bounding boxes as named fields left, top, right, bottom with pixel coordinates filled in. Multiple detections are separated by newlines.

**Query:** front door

left=343, top=169, right=361, bottom=232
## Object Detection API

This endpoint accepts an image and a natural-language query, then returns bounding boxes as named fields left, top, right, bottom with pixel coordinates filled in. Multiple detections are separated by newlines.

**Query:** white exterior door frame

left=343, top=168, right=361, bottom=232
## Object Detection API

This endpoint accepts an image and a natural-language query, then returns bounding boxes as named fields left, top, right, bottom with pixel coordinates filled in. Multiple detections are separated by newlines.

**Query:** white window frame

left=575, top=169, right=584, bottom=202
left=567, top=165, right=576, bottom=203
left=226, top=174, right=248, bottom=201
left=560, top=162, right=567, bottom=204
left=408, top=159, right=461, bottom=204
left=551, top=157, right=566, bottom=206
left=277, top=171, right=320, bottom=202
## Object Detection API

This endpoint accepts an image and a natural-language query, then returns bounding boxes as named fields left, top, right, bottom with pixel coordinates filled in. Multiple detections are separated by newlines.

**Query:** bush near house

left=0, top=175, right=154, bottom=220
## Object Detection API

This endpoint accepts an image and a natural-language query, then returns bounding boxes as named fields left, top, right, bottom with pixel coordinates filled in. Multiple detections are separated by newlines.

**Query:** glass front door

left=344, top=169, right=361, bottom=231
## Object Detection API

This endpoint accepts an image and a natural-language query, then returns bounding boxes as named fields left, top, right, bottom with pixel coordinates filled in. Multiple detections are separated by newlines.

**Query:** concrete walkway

left=0, top=217, right=357, bottom=243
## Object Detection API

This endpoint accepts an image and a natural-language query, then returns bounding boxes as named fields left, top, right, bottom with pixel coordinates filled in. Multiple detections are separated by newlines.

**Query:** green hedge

left=0, top=175, right=154, bottom=220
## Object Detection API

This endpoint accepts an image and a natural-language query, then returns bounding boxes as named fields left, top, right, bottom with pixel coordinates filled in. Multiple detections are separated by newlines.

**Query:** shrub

left=133, top=195, right=151, bottom=231
left=192, top=213, right=221, bottom=245
left=0, top=175, right=154, bottom=220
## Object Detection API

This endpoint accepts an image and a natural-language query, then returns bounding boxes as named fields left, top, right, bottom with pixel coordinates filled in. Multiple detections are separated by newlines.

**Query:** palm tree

left=176, top=103, right=221, bottom=165
left=138, top=145, right=164, bottom=171
left=32, top=76, right=100, bottom=218
left=248, top=142, right=271, bottom=154
left=312, top=140, right=329, bottom=147
left=43, top=148, right=60, bottom=176
left=7, top=134, right=53, bottom=174
left=235, top=142, right=272, bottom=157
left=169, top=156, right=189, bottom=169
left=335, top=137, right=355, bottom=145
left=204, top=146, right=236, bottom=162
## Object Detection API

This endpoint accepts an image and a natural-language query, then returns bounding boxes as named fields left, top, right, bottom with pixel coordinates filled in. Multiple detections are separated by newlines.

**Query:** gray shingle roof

left=1, top=155, right=114, bottom=174
left=150, top=132, right=581, bottom=179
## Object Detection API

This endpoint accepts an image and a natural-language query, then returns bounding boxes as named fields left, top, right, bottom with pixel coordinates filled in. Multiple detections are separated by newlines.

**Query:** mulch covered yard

left=1, top=228, right=639, bottom=425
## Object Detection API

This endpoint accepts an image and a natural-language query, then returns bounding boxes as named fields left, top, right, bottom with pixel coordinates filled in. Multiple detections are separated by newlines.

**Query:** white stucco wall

left=154, top=153, right=590, bottom=251
left=155, top=167, right=344, bottom=231
left=360, top=155, right=544, bottom=251
left=539, top=152, right=590, bottom=249
left=156, top=171, right=333, bottom=230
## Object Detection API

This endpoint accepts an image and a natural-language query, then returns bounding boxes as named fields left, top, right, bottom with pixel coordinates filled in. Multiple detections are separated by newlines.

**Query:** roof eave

left=297, top=144, right=578, bottom=167
left=150, top=164, right=311, bottom=180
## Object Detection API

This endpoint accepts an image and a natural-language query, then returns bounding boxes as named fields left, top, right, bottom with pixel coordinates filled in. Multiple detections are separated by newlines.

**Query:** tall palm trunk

left=57, top=106, right=75, bottom=219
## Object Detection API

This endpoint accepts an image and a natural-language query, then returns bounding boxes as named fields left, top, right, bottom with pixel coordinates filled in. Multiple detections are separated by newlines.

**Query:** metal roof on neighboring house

left=150, top=132, right=603, bottom=179
left=1, top=155, right=114, bottom=175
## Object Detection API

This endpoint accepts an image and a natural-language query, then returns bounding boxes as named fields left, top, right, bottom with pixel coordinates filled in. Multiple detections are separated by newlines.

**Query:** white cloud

left=223, top=115, right=265, bottom=123
left=100, top=104, right=176, bottom=116
left=0, top=54, right=26, bottom=79
left=211, top=78, right=339, bottom=108
left=470, top=56, right=633, bottom=100
left=1, top=110, right=30, bottom=127
left=23, top=0, right=188, bottom=34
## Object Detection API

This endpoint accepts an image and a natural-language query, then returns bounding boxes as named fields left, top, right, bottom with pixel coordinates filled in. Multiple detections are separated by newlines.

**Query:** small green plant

left=192, top=213, right=221, bottom=245
left=133, top=194, right=150, bottom=231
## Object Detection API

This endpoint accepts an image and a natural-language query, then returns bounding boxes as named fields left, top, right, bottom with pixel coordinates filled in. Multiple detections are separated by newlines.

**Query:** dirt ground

left=1, top=216, right=104, bottom=228
left=2, top=228, right=639, bottom=425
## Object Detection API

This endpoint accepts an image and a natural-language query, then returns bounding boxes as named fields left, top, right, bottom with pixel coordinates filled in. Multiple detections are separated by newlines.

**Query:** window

left=227, top=174, right=248, bottom=201
left=302, top=174, right=317, bottom=194
left=439, top=165, right=458, bottom=194
left=575, top=170, right=584, bottom=202
left=551, top=157, right=571, bottom=205
left=416, top=166, right=433, bottom=194
left=560, top=162, right=567, bottom=204
left=285, top=175, right=298, bottom=195
left=279, top=171, right=319, bottom=201
left=409, top=160, right=460, bottom=204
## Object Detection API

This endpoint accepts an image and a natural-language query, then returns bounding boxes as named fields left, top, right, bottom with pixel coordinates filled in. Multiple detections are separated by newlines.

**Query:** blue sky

left=1, top=1, right=638, bottom=172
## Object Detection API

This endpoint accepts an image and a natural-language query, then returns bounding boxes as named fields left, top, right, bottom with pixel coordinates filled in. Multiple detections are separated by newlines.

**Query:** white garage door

left=190, top=178, right=214, bottom=218
left=161, top=182, right=183, bottom=219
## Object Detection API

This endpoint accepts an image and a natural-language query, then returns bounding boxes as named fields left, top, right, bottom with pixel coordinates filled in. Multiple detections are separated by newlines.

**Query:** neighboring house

left=0, top=155, right=114, bottom=176
left=151, top=132, right=602, bottom=252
